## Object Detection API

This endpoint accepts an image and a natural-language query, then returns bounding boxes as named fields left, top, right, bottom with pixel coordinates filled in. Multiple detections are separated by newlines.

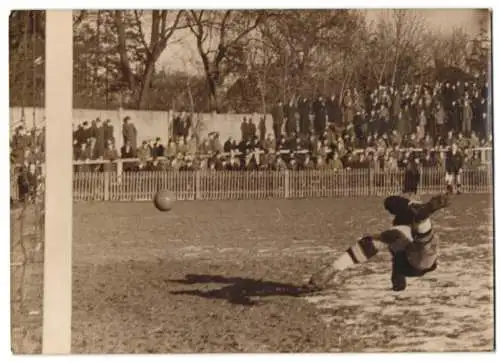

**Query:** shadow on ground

left=169, top=274, right=315, bottom=305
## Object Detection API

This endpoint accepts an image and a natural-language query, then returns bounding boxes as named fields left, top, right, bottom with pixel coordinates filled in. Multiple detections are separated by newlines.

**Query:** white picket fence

left=66, top=167, right=493, bottom=202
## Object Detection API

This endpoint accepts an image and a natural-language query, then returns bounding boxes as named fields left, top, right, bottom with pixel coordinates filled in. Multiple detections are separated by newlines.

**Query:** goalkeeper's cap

left=384, top=195, right=411, bottom=216
left=385, top=195, right=414, bottom=226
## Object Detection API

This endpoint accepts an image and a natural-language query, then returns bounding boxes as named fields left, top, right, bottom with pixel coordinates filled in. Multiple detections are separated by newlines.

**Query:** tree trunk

left=207, top=77, right=219, bottom=113
left=137, top=62, right=155, bottom=109
left=114, top=11, right=136, bottom=90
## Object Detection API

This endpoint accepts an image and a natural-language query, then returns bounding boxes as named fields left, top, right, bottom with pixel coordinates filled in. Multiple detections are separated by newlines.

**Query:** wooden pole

left=43, top=10, right=73, bottom=354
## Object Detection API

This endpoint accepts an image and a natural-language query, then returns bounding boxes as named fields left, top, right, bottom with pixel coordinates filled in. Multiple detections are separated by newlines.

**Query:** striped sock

left=331, top=236, right=379, bottom=271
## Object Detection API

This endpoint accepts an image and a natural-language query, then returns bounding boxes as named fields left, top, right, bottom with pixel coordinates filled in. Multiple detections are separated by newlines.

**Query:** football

left=153, top=189, right=176, bottom=212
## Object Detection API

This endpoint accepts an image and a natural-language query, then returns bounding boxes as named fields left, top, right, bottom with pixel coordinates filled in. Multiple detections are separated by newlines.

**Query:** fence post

left=104, top=171, right=110, bottom=201
left=284, top=170, right=290, bottom=198
left=117, top=160, right=123, bottom=184
left=195, top=171, right=201, bottom=200
left=480, top=148, right=486, bottom=164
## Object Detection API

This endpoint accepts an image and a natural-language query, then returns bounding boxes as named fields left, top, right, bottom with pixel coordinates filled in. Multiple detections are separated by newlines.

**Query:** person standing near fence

left=240, top=117, right=249, bottom=142
left=402, top=154, right=421, bottom=196
left=434, top=103, right=446, bottom=138
left=462, top=98, right=473, bottom=136
left=17, top=163, right=41, bottom=203
left=445, top=143, right=464, bottom=194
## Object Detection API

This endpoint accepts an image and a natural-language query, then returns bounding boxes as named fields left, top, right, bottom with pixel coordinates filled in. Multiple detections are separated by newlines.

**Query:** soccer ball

left=153, top=189, right=176, bottom=212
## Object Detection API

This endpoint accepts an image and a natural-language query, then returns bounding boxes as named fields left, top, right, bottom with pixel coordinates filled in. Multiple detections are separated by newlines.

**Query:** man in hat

left=122, top=116, right=138, bottom=154
left=307, top=191, right=452, bottom=292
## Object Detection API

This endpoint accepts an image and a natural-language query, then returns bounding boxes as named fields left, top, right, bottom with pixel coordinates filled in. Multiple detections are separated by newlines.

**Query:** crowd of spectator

left=96, top=79, right=491, bottom=173
left=10, top=78, right=492, bottom=176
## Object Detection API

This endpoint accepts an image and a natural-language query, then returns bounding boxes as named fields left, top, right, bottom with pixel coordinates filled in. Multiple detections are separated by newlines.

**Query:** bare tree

left=259, top=10, right=362, bottom=98
left=376, top=10, right=427, bottom=86
left=114, top=10, right=186, bottom=108
left=185, top=10, right=267, bottom=112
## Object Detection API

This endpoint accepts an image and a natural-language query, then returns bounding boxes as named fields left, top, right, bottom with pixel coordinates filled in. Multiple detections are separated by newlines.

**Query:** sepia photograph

left=9, top=7, right=494, bottom=354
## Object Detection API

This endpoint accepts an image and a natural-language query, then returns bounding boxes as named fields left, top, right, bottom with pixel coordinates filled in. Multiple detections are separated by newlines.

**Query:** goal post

left=42, top=10, right=73, bottom=354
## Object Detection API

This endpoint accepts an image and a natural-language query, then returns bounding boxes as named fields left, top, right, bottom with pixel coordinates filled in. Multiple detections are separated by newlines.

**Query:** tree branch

left=133, top=10, right=152, bottom=59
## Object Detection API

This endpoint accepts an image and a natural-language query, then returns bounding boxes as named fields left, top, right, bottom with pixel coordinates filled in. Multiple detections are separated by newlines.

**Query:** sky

left=156, top=9, right=490, bottom=74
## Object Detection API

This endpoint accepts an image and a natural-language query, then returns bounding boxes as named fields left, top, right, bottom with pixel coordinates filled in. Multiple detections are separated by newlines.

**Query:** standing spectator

left=262, top=134, right=276, bottom=153
left=421, top=133, right=434, bottom=151
left=73, top=123, right=84, bottom=148
left=284, top=98, right=297, bottom=136
left=328, top=151, right=344, bottom=170
left=103, top=119, right=114, bottom=145
left=402, top=155, right=421, bottom=195
left=327, top=94, right=342, bottom=126
left=286, top=111, right=299, bottom=136
left=417, top=109, right=427, bottom=133
left=152, top=137, right=165, bottom=158
left=445, top=131, right=454, bottom=147
left=378, top=105, right=391, bottom=133
left=121, top=140, right=136, bottom=172
left=17, top=163, right=40, bottom=203
left=90, top=119, right=98, bottom=140
left=434, top=103, right=446, bottom=138
left=88, top=138, right=99, bottom=162
left=448, top=101, right=459, bottom=133
left=401, top=105, right=412, bottom=136
left=75, top=143, right=92, bottom=172
left=248, top=118, right=257, bottom=140
left=172, top=113, right=182, bottom=138
left=445, top=142, right=464, bottom=194
left=367, top=110, right=378, bottom=135
left=223, top=137, right=233, bottom=153
left=200, top=138, right=213, bottom=155
left=137, top=141, right=151, bottom=164
left=210, top=133, right=222, bottom=154
left=469, top=131, right=480, bottom=148
left=122, top=116, right=137, bottom=154
left=415, top=125, right=425, bottom=143
left=298, top=97, right=310, bottom=135
left=313, top=96, right=327, bottom=135
left=456, top=133, right=469, bottom=150
left=183, top=113, right=193, bottom=139
left=121, top=140, right=136, bottom=159
left=390, top=129, right=402, bottom=147
left=462, top=99, right=473, bottom=136
left=82, top=121, right=92, bottom=145
left=343, top=90, right=354, bottom=125
left=103, top=141, right=119, bottom=172
left=12, top=126, right=30, bottom=163
left=240, top=117, right=249, bottom=142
